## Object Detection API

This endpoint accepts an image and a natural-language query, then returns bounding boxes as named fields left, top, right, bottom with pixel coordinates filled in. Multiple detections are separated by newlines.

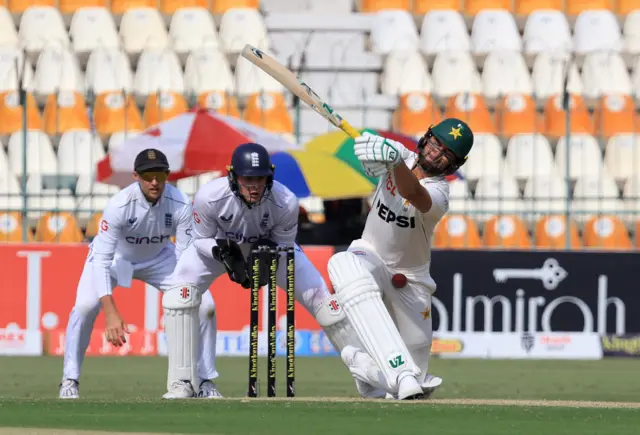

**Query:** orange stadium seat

left=534, top=215, right=582, bottom=249
left=0, top=91, right=43, bottom=137
left=392, top=93, right=442, bottom=137
left=482, top=215, right=532, bottom=248
left=494, top=94, right=544, bottom=138
left=242, top=92, right=293, bottom=134
left=196, top=91, right=241, bottom=118
left=434, top=215, right=483, bottom=248
left=7, top=0, right=56, bottom=14
left=85, top=212, right=102, bottom=239
left=413, top=0, right=461, bottom=14
left=43, top=92, right=91, bottom=137
left=515, top=0, right=562, bottom=15
left=35, top=212, right=84, bottom=243
left=444, top=93, right=496, bottom=134
left=543, top=94, right=593, bottom=139
left=566, top=0, right=614, bottom=17
left=465, top=0, right=512, bottom=16
left=0, top=212, right=34, bottom=243
left=111, top=0, right=158, bottom=15
left=359, top=0, right=410, bottom=12
left=93, top=92, right=144, bottom=138
left=617, top=0, right=640, bottom=15
left=160, top=0, right=207, bottom=15
left=592, top=95, right=638, bottom=138
left=59, top=0, right=108, bottom=15
left=583, top=215, right=633, bottom=249
left=211, top=0, right=259, bottom=15
left=143, top=92, right=189, bottom=127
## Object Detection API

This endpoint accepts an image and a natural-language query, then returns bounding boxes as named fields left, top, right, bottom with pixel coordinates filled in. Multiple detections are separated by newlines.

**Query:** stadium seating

left=0, top=1, right=637, bottom=249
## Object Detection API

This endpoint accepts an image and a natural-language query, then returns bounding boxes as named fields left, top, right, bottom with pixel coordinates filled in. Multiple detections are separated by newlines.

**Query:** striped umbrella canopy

left=271, top=150, right=374, bottom=199
left=303, top=129, right=419, bottom=184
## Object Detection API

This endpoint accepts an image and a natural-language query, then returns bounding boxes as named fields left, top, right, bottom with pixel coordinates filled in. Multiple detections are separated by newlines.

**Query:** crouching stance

left=328, top=119, right=474, bottom=400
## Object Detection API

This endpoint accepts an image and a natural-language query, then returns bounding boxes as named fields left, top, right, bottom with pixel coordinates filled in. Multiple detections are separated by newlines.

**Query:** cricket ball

left=391, top=273, right=407, bottom=289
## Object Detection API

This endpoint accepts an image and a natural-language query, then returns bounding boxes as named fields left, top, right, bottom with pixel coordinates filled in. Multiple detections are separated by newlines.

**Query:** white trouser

left=62, top=245, right=218, bottom=383
left=347, top=239, right=434, bottom=380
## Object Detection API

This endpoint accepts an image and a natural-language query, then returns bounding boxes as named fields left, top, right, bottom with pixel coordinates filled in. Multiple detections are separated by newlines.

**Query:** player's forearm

left=99, top=294, right=119, bottom=318
left=193, top=238, right=217, bottom=259
left=392, top=163, right=432, bottom=212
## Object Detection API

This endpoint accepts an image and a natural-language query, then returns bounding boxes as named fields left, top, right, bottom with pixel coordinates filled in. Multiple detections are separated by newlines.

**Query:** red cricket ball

left=391, top=273, right=407, bottom=289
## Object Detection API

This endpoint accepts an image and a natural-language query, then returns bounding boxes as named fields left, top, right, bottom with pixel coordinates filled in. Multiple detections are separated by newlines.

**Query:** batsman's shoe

left=198, top=380, right=224, bottom=399
left=163, top=380, right=195, bottom=399
left=422, top=374, right=443, bottom=398
left=58, top=379, right=79, bottom=399
left=397, top=374, right=424, bottom=400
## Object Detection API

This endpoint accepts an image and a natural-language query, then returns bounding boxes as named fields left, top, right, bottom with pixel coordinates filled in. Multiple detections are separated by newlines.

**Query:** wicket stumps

left=247, top=245, right=295, bottom=398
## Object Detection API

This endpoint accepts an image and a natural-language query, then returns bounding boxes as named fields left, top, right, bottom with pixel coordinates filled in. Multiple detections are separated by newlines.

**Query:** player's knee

left=328, top=252, right=380, bottom=304
left=163, top=284, right=202, bottom=312
left=314, top=295, right=345, bottom=327
left=199, top=290, right=216, bottom=320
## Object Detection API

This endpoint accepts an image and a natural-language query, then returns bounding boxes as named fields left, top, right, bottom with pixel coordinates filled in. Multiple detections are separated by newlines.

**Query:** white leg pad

left=328, top=252, right=420, bottom=390
left=163, top=284, right=201, bottom=391
left=314, top=295, right=364, bottom=354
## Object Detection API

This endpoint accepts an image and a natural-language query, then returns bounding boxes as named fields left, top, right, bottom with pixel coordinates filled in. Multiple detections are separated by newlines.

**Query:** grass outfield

left=0, top=356, right=639, bottom=434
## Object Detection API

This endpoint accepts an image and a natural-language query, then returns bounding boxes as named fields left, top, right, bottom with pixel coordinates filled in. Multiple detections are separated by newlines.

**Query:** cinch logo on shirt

left=376, top=199, right=415, bottom=228
left=224, top=231, right=271, bottom=244
left=125, top=235, right=172, bottom=244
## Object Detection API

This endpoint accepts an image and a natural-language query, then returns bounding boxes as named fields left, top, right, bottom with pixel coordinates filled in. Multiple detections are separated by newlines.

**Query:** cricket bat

left=241, top=44, right=361, bottom=139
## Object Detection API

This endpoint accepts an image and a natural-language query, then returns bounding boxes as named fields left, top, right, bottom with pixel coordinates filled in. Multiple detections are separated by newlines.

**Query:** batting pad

left=162, top=284, right=202, bottom=391
left=314, top=295, right=364, bottom=355
left=328, top=252, right=420, bottom=390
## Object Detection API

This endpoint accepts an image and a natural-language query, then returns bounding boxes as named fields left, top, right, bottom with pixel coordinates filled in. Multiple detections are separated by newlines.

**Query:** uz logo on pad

left=388, top=354, right=406, bottom=369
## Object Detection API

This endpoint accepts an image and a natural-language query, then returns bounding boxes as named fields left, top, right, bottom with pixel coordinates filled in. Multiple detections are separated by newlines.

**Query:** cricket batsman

left=58, top=149, right=219, bottom=400
left=327, top=118, right=474, bottom=400
left=164, top=142, right=361, bottom=398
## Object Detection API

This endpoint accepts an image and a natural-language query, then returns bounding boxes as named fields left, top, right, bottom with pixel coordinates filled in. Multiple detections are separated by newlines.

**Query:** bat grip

left=340, top=120, right=361, bottom=139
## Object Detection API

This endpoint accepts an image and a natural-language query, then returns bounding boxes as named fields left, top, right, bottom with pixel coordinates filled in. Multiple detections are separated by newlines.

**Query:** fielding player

left=58, top=149, right=219, bottom=400
left=327, top=119, right=474, bottom=400
left=164, top=142, right=362, bottom=398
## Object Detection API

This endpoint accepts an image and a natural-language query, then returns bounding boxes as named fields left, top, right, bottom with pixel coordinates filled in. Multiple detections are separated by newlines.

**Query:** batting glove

left=354, top=133, right=413, bottom=169
left=361, top=160, right=389, bottom=178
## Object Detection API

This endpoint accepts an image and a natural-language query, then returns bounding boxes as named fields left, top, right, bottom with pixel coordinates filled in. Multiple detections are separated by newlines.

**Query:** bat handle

left=339, top=120, right=361, bottom=139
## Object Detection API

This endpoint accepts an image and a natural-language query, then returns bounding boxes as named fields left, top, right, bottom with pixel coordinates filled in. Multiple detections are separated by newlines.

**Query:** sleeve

left=89, top=202, right=123, bottom=299
left=270, top=196, right=299, bottom=247
left=191, top=190, right=219, bottom=260
left=420, top=180, right=449, bottom=221
left=174, top=201, right=193, bottom=261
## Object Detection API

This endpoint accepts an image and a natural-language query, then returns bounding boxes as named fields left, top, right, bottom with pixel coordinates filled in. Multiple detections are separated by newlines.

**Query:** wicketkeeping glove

left=212, top=239, right=250, bottom=289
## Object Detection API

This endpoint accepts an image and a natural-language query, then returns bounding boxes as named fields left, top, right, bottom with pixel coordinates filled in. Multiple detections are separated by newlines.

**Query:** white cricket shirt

left=361, top=155, right=449, bottom=273
left=89, top=182, right=192, bottom=298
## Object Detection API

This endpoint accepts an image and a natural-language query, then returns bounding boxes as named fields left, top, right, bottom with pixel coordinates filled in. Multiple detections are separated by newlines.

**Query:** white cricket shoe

left=397, top=374, right=424, bottom=400
left=422, top=374, right=443, bottom=398
left=59, top=379, right=79, bottom=399
left=163, top=380, right=195, bottom=399
left=198, top=380, right=224, bottom=399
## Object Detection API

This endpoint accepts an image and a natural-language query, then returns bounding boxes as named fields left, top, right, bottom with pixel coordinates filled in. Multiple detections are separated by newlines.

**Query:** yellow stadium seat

left=592, top=95, right=637, bottom=138
left=392, top=93, right=442, bottom=138
left=443, top=93, right=496, bottom=134
left=534, top=215, right=582, bottom=249
left=543, top=94, right=593, bottom=139
left=494, top=93, right=544, bottom=138
left=583, top=215, right=633, bottom=249
left=359, top=0, right=410, bottom=12
left=160, top=0, right=207, bottom=15
left=617, top=0, right=640, bottom=15
left=434, top=215, right=483, bottom=248
left=59, top=0, right=108, bottom=15
left=7, top=0, right=56, bottom=14
left=0, top=91, right=42, bottom=137
left=566, top=0, right=614, bottom=17
left=465, top=0, right=512, bottom=16
left=111, top=0, right=158, bottom=16
left=35, top=212, right=85, bottom=243
left=197, top=91, right=240, bottom=118
left=0, top=212, right=34, bottom=243
left=85, top=212, right=102, bottom=239
left=242, top=92, right=293, bottom=134
left=515, top=0, right=562, bottom=16
left=211, top=0, right=258, bottom=15
left=143, top=92, right=188, bottom=127
left=482, top=215, right=532, bottom=248
left=43, top=92, right=91, bottom=137
left=413, top=0, right=462, bottom=14
left=93, top=92, right=144, bottom=139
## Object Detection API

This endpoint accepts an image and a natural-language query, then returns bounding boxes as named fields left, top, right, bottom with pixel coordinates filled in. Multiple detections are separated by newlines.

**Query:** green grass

left=0, top=356, right=639, bottom=434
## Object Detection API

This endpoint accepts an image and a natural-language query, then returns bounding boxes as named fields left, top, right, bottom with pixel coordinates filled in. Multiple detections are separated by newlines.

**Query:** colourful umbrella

left=303, top=129, right=419, bottom=184
left=271, top=150, right=374, bottom=199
